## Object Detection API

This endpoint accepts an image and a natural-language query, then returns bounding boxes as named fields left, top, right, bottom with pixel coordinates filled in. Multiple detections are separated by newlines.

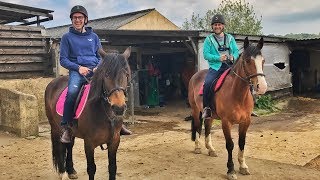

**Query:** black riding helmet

left=70, top=5, right=88, bottom=24
left=211, top=14, right=225, bottom=25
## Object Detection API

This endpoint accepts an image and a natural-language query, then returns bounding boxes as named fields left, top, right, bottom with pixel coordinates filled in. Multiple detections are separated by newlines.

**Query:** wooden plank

left=0, top=55, right=45, bottom=63
left=0, top=39, right=45, bottom=47
left=0, top=71, right=49, bottom=79
left=0, top=31, right=43, bottom=38
left=0, top=24, right=43, bottom=32
left=0, top=5, right=50, bottom=17
left=0, top=48, right=47, bottom=55
left=0, top=62, right=45, bottom=72
left=95, top=29, right=200, bottom=38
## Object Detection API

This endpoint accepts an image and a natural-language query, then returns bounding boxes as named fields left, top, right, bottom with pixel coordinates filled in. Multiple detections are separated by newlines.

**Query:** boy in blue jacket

left=60, top=5, right=131, bottom=143
left=202, top=14, right=239, bottom=119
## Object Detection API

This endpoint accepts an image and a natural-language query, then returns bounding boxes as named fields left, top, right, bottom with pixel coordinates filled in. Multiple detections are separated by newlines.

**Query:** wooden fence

left=0, top=24, right=52, bottom=78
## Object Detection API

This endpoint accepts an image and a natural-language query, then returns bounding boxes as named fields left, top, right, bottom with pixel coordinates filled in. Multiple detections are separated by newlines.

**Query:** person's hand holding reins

left=79, top=66, right=91, bottom=76
left=220, top=54, right=228, bottom=61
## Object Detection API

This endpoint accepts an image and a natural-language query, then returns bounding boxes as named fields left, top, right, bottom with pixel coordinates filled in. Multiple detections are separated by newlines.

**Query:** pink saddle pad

left=199, top=68, right=231, bottom=95
left=56, top=84, right=91, bottom=119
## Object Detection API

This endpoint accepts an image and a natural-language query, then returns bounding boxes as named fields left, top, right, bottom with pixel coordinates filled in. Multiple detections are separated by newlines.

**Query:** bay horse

left=45, top=47, right=131, bottom=180
left=188, top=37, right=267, bottom=180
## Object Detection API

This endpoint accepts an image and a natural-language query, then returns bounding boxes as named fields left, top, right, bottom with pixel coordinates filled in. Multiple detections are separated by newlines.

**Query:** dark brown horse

left=188, top=37, right=267, bottom=180
left=45, top=47, right=131, bottom=180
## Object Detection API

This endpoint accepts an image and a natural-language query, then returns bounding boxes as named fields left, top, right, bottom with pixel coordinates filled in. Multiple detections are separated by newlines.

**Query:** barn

left=287, top=38, right=320, bottom=96
left=1, top=2, right=319, bottom=136
left=0, top=1, right=53, bottom=137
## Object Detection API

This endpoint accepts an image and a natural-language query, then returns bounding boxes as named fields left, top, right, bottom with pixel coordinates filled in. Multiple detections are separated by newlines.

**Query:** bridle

left=102, top=85, right=127, bottom=104
left=101, top=68, right=129, bottom=104
left=229, top=54, right=265, bottom=84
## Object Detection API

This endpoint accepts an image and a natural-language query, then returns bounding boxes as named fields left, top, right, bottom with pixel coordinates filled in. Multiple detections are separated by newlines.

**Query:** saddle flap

left=56, top=84, right=91, bottom=119
left=198, top=68, right=231, bottom=95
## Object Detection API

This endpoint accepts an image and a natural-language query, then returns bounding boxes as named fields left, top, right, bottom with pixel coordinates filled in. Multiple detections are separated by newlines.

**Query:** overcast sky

left=3, top=0, right=320, bottom=35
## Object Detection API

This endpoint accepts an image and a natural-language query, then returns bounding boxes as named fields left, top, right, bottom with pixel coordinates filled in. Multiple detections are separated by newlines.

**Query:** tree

left=182, top=0, right=263, bottom=35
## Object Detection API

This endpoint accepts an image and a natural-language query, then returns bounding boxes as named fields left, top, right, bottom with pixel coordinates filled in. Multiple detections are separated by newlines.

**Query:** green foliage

left=255, top=94, right=278, bottom=112
left=281, top=33, right=320, bottom=40
left=182, top=0, right=263, bottom=35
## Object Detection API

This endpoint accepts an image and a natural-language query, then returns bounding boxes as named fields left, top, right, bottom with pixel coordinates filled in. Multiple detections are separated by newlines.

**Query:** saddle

left=56, top=84, right=91, bottom=119
left=199, top=68, right=231, bottom=95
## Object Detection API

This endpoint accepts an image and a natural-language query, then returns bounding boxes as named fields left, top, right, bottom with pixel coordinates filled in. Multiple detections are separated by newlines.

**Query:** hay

left=0, top=77, right=54, bottom=122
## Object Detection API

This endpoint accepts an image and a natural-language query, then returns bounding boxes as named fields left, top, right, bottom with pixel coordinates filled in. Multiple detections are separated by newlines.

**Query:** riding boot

left=120, top=124, right=132, bottom=135
left=60, top=125, right=72, bottom=143
left=202, top=107, right=212, bottom=119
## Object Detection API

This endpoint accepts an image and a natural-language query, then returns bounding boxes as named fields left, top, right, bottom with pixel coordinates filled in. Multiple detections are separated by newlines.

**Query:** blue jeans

left=203, top=64, right=228, bottom=109
left=61, top=70, right=88, bottom=125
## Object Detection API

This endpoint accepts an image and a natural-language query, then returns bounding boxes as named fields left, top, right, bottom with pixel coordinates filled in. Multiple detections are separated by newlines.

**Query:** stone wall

left=0, top=88, right=38, bottom=137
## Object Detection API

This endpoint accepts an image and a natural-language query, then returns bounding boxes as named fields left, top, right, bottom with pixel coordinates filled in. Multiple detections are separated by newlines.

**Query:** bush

left=255, top=94, right=278, bottom=112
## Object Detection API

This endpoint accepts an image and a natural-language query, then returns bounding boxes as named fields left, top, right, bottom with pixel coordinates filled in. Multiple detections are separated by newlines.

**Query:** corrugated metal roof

left=198, top=31, right=291, bottom=43
left=0, top=1, right=53, bottom=25
left=46, top=8, right=155, bottom=38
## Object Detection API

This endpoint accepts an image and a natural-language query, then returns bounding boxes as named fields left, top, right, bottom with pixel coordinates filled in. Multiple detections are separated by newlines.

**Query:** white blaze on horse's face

left=253, top=55, right=268, bottom=94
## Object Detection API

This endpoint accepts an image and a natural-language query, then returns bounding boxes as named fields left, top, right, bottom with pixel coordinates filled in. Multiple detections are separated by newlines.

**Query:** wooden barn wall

left=0, top=25, right=52, bottom=79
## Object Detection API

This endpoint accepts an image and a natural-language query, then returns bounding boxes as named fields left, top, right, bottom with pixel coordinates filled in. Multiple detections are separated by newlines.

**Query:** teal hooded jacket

left=203, top=33, right=239, bottom=70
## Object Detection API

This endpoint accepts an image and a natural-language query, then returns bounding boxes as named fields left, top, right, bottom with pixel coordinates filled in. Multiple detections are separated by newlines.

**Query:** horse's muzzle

left=111, top=104, right=127, bottom=116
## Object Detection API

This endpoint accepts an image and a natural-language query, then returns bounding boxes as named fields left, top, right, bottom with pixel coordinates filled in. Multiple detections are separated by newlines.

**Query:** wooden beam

left=0, top=48, right=47, bottom=55
left=20, top=16, right=53, bottom=26
left=0, top=55, right=45, bottom=63
left=0, top=71, right=47, bottom=79
left=0, top=31, right=43, bottom=38
left=0, top=62, right=45, bottom=72
left=0, top=40, right=45, bottom=47
left=95, top=29, right=200, bottom=38
left=0, top=5, right=51, bottom=17
left=188, top=37, right=198, bottom=55
left=0, top=24, right=43, bottom=32
left=183, top=40, right=195, bottom=55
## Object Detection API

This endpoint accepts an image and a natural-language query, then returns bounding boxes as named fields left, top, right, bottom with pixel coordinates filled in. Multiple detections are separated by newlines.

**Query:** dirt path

left=0, top=97, right=319, bottom=180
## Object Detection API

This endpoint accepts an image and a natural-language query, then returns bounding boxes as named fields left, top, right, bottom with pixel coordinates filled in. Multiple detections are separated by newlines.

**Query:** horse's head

left=90, top=47, right=131, bottom=116
left=241, top=37, right=268, bottom=95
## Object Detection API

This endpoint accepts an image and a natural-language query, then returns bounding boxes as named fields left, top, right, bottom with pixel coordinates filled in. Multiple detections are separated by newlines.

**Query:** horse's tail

left=51, top=131, right=67, bottom=173
left=191, top=112, right=203, bottom=141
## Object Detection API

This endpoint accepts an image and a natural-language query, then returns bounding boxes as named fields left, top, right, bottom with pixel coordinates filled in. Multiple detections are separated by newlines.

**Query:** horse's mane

left=89, top=53, right=129, bottom=102
left=242, top=44, right=262, bottom=60
left=232, top=44, right=262, bottom=68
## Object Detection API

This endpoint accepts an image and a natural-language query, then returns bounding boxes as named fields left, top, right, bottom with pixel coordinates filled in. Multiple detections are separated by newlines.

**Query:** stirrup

left=60, top=126, right=72, bottom=143
left=202, top=107, right=212, bottom=119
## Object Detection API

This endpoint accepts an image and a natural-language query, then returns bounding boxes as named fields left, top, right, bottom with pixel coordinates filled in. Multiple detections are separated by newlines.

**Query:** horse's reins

left=101, top=69, right=128, bottom=104
left=226, top=50, right=265, bottom=84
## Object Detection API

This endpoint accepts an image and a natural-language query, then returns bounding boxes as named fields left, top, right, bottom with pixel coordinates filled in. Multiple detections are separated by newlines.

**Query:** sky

left=3, top=0, right=320, bottom=36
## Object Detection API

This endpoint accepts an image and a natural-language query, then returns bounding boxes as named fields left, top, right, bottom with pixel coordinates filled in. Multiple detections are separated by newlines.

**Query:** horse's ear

left=257, top=37, right=264, bottom=50
left=123, top=46, right=131, bottom=60
left=244, top=37, right=249, bottom=49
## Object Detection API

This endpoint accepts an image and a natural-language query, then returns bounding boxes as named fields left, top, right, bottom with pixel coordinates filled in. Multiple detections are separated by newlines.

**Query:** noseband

left=231, top=57, right=265, bottom=84
left=101, top=73, right=128, bottom=104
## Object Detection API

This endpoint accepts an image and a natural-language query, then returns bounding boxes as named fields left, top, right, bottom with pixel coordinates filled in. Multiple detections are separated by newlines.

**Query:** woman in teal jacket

left=202, top=14, right=239, bottom=119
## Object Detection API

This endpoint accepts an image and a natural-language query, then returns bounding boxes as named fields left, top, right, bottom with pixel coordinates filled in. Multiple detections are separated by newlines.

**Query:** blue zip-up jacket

left=203, top=33, right=239, bottom=70
left=60, top=27, right=102, bottom=71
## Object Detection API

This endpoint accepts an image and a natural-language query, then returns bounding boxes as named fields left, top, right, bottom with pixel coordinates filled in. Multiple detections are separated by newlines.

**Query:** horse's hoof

left=194, top=148, right=201, bottom=154
left=60, top=172, right=69, bottom=180
left=208, top=150, right=218, bottom=157
left=239, top=167, right=250, bottom=175
left=68, top=173, right=78, bottom=179
left=227, top=172, right=237, bottom=180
